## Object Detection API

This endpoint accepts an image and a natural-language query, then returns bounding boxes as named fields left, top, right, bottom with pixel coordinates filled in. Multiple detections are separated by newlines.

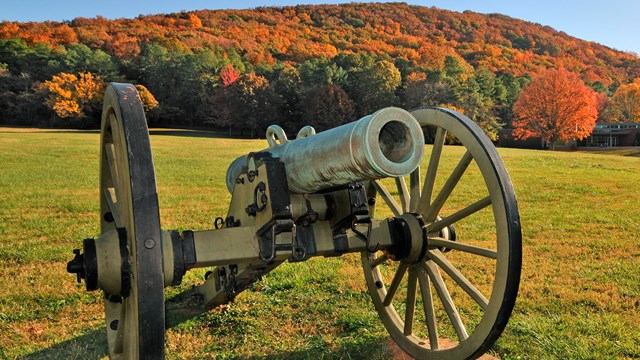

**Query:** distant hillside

left=1, top=3, right=639, bottom=133
left=2, top=2, right=639, bottom=85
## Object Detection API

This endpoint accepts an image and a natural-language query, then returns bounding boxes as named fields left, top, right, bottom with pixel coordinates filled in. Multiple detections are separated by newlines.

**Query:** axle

left=67, top=208, right=453, bottom=305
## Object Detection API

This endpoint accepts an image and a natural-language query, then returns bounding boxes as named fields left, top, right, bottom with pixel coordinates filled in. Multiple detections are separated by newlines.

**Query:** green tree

left=402, top=71, right=458, bottom=109
left=458, top=76, right=502, bottom=140
left=0, top=70, right=47, bottom=125
left=349, top=60, right=401, bottom=115
left=138, top=44, right=185, bottom=123
left=270, top=65, right=303, bottom=133
left=62, top=44, right=117, bottom=80
left=301, top=84, right=355, bottom=131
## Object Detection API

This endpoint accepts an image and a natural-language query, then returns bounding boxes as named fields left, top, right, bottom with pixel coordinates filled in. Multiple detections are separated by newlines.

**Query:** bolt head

left=144, top=238, right=156, bottom=249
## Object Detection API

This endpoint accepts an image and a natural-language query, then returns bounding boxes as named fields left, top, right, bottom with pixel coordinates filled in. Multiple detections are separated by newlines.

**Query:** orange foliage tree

left=43, top=72, right=104, bottom=120
left=603, top=79, right=640, bottom=123
left=513, top=68, right=597, bottom=149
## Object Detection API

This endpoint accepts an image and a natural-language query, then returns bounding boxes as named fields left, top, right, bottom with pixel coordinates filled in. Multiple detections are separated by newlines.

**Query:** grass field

left=0, top=127, right=639, bottom=359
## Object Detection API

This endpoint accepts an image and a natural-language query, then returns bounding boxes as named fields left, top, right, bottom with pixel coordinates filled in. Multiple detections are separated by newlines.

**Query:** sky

left=2, top=0, right=639, bottom=55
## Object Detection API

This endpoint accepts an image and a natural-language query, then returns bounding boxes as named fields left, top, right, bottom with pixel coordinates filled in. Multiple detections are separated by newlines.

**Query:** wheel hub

left=66, top=228, right=130, bottom=297
left=387, top=213, right=428, bottom=264
left=386, top=213, right=458, bottom=262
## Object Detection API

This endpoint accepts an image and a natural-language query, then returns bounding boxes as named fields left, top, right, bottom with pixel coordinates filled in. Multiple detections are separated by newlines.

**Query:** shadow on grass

left=21, top=289, right=208, bottom=359
left=0, top=128, right=100, bottom=135
left=0, top=127, right=244, bottom=140
left=22, top=288, right=392, bottom=359
left=148, top=129, right=231, bottom=139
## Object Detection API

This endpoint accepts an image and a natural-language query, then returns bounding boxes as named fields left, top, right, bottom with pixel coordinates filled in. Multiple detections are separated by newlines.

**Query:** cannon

left=67, top=83, right=521, bottom=359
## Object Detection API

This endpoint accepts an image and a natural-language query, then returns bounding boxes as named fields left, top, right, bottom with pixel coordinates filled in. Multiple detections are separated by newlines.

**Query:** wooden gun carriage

left=67, top=83, right=521, bottom=359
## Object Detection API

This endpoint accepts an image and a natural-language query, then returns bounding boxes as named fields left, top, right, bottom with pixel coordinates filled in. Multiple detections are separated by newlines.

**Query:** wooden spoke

left=427, top=196, right=492, bottom=233
left=383, top=262, right=408, bottom=306
left=105, top=298, right=121, bottom=352
left=395, top=176, right=410, bottom=213
left=404, top=267, right=418, bottom=336
left=373, top=179, right=402, bottom=217
left=424, top=262, right=468, bottom=341
left=103, top=187, right=122, bottom=227
left=417, top=265, right=439, bottom=350
left=418, top=128, right=446, bottom=215
left=109, top=297, right=127, bottom=354
left=424, top=151, right=473, bottom=222
left=104, top=142, right=125, bottom=213
left=105, top=143, right=120, bottom=187
left=409, top=166, right=421, bottom=212
left=108, top=114, right=125, bottom=167
left=428, top=237, right=497, bottom=259
left=371, top=253, right=389, bottom=268
left=429, top=250, right=489, bottom=310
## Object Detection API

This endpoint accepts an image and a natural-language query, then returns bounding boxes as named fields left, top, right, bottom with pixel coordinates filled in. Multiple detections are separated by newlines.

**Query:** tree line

left=1, top=38, right=531, bottom=139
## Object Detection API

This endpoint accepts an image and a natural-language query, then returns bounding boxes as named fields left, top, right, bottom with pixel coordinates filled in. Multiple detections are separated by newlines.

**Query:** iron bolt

left=144, top=238, right=156, bottom=249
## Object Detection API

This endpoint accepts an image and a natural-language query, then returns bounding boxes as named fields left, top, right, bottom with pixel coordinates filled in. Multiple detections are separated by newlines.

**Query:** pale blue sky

left=2, top=1, right=639, bottom=54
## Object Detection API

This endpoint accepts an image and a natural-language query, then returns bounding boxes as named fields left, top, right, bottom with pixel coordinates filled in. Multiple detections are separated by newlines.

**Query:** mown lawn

left=0, top=127, right=639, bottom=359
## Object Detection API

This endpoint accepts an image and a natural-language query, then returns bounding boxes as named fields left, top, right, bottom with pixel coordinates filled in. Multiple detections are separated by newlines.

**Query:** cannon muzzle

left=226, top=107, right=424, bottom=193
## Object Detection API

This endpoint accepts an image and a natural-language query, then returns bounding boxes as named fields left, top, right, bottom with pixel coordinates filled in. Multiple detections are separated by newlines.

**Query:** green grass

left=1, top=127, right=639, bottom=359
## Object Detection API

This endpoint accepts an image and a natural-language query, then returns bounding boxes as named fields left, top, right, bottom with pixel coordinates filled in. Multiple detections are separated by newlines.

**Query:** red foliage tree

left=220, top=64, right=239, bottom=87
left=513, top=68, right=597, bottom=149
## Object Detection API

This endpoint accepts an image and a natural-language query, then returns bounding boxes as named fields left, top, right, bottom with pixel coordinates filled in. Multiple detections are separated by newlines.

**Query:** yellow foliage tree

left=135, top=84, right=159, bottom=112
left=43, top=72, right=104, bottom=119
left=604, top=79, right=640, bottom=123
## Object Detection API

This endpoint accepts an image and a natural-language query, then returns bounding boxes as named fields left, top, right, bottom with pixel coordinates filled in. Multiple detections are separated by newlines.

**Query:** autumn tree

left=135, top=84, right=159, bottom=112
left=220, top=64, right=239, bottom=86
left=42, top=72, right=104, bottom=127
left=603, top=79, right=640, bottom=123
left=513, top=68, right=597, bottom=149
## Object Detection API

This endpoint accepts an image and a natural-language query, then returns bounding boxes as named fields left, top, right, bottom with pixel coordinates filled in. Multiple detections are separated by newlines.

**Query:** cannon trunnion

left=67, top=83, right=521, bottom=359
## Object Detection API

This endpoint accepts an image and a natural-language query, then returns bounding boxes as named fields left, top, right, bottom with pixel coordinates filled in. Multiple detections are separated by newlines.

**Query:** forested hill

left=3, top=2, right=638, bottom=83
left=1, top=2, right=639, bottom=134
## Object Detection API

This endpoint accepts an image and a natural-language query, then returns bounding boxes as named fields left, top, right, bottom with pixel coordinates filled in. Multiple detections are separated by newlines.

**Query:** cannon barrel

left=226, top=107, right=424, bottom=194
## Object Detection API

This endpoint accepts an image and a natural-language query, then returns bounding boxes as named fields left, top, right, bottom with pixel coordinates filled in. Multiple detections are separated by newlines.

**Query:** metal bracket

left=351, top=217, right=378, bottom=253
left=330, top=182, right=372, bottom=253
left=259, top=220, right=306, bottom=262
left=223, top=264, right=238, bottom=302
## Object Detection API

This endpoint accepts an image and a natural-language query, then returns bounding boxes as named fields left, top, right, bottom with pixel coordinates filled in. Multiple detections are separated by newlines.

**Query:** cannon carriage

left=67, top=83, right=521, bottom=359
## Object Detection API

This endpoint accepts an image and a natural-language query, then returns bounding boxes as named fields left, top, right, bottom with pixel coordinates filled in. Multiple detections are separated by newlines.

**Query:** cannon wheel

left=99, top=83, right=165, bottom=359
left=362, top=107, right=521, bottom=359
